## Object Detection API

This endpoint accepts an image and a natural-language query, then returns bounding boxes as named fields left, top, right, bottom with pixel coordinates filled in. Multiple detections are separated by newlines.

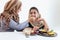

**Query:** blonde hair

left=0, top=0, right=22, bottom=27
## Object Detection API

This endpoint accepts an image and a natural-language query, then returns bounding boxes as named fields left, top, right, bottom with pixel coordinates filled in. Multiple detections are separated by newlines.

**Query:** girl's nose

left=32, top=13, right=35, bottom=16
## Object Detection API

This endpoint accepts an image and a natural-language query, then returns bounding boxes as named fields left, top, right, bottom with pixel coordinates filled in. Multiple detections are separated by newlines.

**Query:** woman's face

left=17, top=7, right=21, bottom=13
left=30, top=9, right=39, bottom=18
left=15, top=5, right=21, bottom=14
left=15, top=3, right=22, bottom=14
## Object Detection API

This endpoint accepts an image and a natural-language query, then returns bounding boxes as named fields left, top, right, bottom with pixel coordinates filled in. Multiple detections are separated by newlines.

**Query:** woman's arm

left=9, top=19, right=29, bottom=30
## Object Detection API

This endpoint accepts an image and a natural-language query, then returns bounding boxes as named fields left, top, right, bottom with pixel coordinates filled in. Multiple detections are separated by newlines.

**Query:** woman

left=4, top=0, right=21, bottom=24
left=23, top=7, right=49, bottom=34
left=0, top=0, right=28, bottom=32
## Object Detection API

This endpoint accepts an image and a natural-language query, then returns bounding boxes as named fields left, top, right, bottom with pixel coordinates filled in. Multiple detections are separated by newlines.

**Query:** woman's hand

left=28, top=17, right=36, bottom=22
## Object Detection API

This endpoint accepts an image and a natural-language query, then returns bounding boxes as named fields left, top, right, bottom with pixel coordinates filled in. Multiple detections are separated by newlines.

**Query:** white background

left=0, top=0, right=60, bottom=40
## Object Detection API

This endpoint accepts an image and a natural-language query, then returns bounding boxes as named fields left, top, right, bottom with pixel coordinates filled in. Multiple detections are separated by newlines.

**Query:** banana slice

left=39, top=29, right=47, bottom=32
left=47, top=31, right=55, bottom=35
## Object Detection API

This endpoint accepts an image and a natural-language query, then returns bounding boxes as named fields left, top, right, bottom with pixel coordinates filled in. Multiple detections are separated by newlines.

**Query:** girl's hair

left=28, top=7, right=42, bottom=27
left=29, top=7, right=41, bottom=18
left=0, top=0, right=22, bottom=27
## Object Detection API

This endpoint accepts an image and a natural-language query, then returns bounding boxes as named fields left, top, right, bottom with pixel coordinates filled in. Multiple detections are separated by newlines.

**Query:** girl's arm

left=37, top=18, right=49, bottom=31
left=42, top=19, right=49, bottom=31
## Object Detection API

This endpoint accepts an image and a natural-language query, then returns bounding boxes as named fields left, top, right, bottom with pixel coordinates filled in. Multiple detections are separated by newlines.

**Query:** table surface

left=0, top=30, right=59, bottom=40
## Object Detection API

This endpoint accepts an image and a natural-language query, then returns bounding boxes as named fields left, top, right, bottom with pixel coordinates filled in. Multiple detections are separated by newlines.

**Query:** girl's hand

left=33, top=26, right=39, bottom=31
left=37, top=18, right=44, bottom=22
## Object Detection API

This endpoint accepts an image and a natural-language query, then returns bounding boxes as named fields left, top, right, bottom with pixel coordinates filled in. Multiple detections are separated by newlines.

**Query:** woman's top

left=0, top=19, right=29, bottom=32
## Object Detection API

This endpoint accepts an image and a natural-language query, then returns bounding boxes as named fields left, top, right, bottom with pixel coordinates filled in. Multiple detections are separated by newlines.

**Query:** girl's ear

left=38, top=13, right=41, bottom=18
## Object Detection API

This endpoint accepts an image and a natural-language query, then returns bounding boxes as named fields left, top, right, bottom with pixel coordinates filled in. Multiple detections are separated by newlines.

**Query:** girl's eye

left=34, top=12, right=36, bottom=14
left=30, top=12, right=32, bottom=14
left=30, top=12, right=36, bottom=14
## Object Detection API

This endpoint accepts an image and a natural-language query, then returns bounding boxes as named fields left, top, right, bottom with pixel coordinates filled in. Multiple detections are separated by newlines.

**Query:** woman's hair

left=4, top=0, right=22, bottom=23
left=29, top=7, right=41, bottom=18
left=0, top=0, right=22, bottom=27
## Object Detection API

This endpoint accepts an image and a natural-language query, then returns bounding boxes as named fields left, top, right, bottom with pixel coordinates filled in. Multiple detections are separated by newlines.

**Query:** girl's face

left=30, top=9, right=39, bottom=18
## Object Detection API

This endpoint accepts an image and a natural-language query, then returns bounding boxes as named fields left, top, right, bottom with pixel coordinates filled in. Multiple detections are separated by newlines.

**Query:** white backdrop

left=0, top=0, right=60, bottom=40
left=0, top=0, right=60, bottom=28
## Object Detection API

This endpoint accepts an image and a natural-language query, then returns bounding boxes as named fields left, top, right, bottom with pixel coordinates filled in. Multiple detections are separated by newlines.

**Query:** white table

left=0, top=26, right=60, bottom=40
left=0, top=30, right=59, bottom=40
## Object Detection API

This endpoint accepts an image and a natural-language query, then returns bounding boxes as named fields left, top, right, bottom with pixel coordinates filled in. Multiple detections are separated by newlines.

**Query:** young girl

left=23, top=7, right=49, bottom=35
